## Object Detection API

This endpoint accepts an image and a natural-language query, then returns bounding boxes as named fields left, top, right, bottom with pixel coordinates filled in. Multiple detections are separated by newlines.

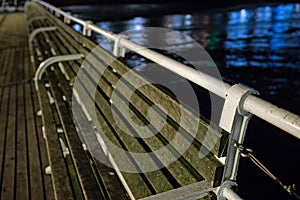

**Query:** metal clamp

left=113, top=34, right=128, bottom=57
left=34, top=54, right=84, bottom=91
left=220, top=84, right=259, bottom=133
left=83, top=20, right=93, bottom=36
left=29, top=26, right=57, bottom=44
left=220, top=84, right=259, bottom=182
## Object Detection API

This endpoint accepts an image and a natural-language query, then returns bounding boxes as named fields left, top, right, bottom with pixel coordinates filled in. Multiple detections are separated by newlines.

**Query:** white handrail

left=31, top=0, right=300, bottom=140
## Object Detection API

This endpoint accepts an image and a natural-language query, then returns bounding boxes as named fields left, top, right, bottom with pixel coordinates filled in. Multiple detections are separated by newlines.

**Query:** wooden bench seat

left=26, top=2, right=228, bottom=199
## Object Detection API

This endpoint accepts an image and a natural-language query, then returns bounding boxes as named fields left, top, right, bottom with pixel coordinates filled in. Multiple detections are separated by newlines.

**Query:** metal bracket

left=55, top=9, right=61, bottom=17
left=216, top=181, right=242, bottom=200
left=29, top=26, right=57, bottom=44
left=113, top=34, right=128, bottom=57
left=220, top=84, right=259, bottom=182
left=220, top=84, right=259, bottom=133
left=64, top=12, right=71, bottom=24
left=59, top=138, right=70, bottom=158
left=83, top=20, right=93, bottom=36
left=27, top=16, right=47, bottom=26
left=34, top=54, right=84, bottom=91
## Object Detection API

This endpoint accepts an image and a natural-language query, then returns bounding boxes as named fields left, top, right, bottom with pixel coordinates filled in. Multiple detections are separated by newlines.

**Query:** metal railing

left=33, top=0, right=300, bottom=140
left=30, top=0, right=300, bottom=199
left=0, top=0, right=25, bottom=12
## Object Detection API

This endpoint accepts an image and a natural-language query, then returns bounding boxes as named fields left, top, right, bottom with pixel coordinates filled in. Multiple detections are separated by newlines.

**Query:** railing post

left=83, top=20, right=93, bottom=37
left=55, top=9, right=61, bottom=17
left=64, top=12, right=71, bottom=24
left=219, top=84, right=259, bottom=182
left=113, top=34, right=128, bottom=57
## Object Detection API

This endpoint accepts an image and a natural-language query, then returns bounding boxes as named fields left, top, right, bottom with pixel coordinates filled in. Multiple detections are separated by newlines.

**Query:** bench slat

left=37, top=81, right=74, bottom=200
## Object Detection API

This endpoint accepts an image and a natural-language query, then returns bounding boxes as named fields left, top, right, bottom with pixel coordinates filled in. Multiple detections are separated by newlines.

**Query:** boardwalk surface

left=0, top=13, right=54, bottom=200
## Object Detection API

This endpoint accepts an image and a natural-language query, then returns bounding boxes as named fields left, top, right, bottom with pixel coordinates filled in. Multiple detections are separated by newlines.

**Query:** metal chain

left=234, top=142, right=300, bottom=199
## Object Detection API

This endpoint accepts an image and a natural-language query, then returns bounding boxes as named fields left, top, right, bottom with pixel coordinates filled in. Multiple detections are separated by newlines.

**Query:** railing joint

left=83, top=20, right=93, bottom=37
left=113, top=34, right=128, bottom=57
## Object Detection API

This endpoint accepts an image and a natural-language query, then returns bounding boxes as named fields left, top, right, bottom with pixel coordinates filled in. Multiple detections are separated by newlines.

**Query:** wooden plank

left=0, top=50, right=10, bottom=85
left=30, top=17, right=103, bottom=199
left=1, top=84, right=17, bottom=200
left=31, top=85, right=55, bottom=200
left=72, top=98, right=128, bottom=200
left=23, top=36, right=54, bottom=200
left=80, top=57, right=224, bottom=186
left=0, top=85, right=10, bottom=198
left=15, top=54, right=30, bottom=199
left=25, top=82, right=48, bottom=200
left=37, top=82, right=74, bottom=200
left=0, top=44, right=18, bottom=199
left=47, top=52, right=128, bottom=200
left=93, top=51, right=226, bottom=156
left=0, top=12, right=55, bottom=200
left=46, top=69, right=104, bottom=200
left=74, top=79, right=153, bottom=199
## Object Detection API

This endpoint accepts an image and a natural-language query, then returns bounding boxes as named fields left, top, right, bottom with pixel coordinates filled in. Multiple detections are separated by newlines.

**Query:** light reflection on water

left=77, top=3, right=299, bottom=106
left=71, top=3, right=300, bottom=110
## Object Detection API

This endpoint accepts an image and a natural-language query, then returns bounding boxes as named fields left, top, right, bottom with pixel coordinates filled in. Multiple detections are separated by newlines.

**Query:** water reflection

left=71, top=3, right=300, bottom=104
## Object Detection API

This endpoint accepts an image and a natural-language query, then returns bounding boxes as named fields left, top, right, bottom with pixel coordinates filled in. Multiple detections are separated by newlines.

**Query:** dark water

left=65, top=3, right=300, bottom=199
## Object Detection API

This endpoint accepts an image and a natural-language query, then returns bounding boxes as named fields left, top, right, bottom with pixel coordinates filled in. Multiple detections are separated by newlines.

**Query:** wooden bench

left=26, top=2, right=228, bottom=199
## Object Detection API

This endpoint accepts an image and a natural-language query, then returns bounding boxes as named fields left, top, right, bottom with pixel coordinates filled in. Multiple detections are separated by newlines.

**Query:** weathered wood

left=30, top=15, right=105, bottom=198
left=77, top=53, right=223, bottom=185
left=87, top=50, right=226, bottom=156
left=1, top=84, right=17, bottom=200
left=47, top=68, right=104, bottom=200
left=0, top=85, right=10, bottom=198
left=0, top=12, right=55, bottom=200
left=26, top=3, right=228, bottom=199
left=74, top=79, right=153, bottom=199
left=15, top=47, right=30, bottom=200
left=24, top=41, right=55, bottom=200
left=37, top=81, right=74, bottom=200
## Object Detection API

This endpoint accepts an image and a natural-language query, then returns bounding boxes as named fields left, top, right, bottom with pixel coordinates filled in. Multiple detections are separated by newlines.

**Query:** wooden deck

left=0, top=13, right=54, bottom=200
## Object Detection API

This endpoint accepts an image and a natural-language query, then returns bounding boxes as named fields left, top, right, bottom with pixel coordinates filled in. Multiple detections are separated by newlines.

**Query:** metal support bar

left=29, top=26, right=57, bottom=44
left=140, top=181, right=212, bottom=200
left=217, top=181, right=243, bottom=200
left=83, top=20, right=93, bottom=36
left=34, top=54, right=84, bottom=91
left=113, top=34, right=128, bottom=57
left=220, top=84, right=259, bottom=182
left=223, top=188, right=243, bottom=200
